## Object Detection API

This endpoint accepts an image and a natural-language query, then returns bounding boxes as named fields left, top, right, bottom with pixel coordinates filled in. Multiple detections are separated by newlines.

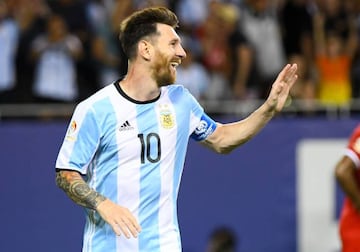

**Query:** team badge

left=159, top=104, right=175, bottom=129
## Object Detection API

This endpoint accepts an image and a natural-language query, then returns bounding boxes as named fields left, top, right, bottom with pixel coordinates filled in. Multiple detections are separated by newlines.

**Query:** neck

left=119, top=64, right=161, bottom=102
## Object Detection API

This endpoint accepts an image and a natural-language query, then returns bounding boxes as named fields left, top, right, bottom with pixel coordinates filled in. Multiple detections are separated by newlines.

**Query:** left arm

left=335, top=156, right=360, bottom=212
left=202, top=63, right=298, bottom=154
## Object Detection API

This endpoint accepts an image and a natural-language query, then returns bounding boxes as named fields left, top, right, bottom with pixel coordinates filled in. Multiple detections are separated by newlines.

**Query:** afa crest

left=159, top=105, right=175, bottom=129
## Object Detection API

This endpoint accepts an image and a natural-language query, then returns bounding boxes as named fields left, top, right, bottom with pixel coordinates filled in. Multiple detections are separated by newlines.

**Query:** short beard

left=151, top=51, right=176, bottom=87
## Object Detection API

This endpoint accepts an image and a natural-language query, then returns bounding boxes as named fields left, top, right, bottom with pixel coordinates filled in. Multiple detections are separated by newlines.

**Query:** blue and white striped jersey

left=56, top=82, right=217, bottom=252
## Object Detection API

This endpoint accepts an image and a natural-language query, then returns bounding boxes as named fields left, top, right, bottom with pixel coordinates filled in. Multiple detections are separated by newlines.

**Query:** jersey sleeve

left=345, top=125, right=360, bottom=169
left=55, top=101, right=101, bottom=174
left=181, top=87, right=217, bottom=141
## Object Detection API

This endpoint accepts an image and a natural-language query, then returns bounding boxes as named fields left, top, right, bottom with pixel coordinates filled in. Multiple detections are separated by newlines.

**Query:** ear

left=138, top=40, right=152, bottom=61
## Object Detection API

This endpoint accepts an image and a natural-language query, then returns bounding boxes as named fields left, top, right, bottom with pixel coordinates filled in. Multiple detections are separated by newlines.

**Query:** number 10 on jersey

left=138, top=133, right=161, bottom=164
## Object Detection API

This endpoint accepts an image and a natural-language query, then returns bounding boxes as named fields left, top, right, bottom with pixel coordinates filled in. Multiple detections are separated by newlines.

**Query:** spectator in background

left=312, top=1, right=358, bottom=107
left=348, top=0, right=360, bottom=99
left=279, top=0, right=317, bottom=115
left=335, top=124, right=360, bottom=252
left=279, top=0, right=314, bottom=94
left=109, top=0, right=136, bottom=76
left=86, top=0, right=121, bottom=87
left=135, top=0, right=170, bottom=9
left=175, top=0, right=209, bottom=34
left=206, top=226, right=238, bottom=252
left=48, top=0, right=91, bottom=47
left=228, top=7, right=254, bottom=100
left=13, top=0, right=49, bottom=103
left=197, top=1, right=241, bottom=101
left=238, top=0, right=287, bottom=99
left=48, top=0, right=96, bottom=99
left=109, top=0, right=135, bottom=28
left=90, top=35, right=120, bottom=87
left=175, top=34, right=210, bottom=99
left=288, top=54, right=317, bottom=115
left=279, top=0, right=314, bottom=64
left=31, top=14, right=83, bottom=103
left=0, top=0, right=19, bottom=103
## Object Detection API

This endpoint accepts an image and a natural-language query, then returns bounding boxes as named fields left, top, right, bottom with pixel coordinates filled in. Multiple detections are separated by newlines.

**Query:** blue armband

left=191, top=113, right=217, bottom=141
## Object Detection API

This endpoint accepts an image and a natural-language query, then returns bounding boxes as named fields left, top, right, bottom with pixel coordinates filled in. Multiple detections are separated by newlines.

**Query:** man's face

left=150, top=23, right=186, bottom=87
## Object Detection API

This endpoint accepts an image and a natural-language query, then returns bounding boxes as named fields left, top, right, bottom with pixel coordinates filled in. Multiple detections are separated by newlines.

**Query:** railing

left=1, top=99, right=360, bottom=120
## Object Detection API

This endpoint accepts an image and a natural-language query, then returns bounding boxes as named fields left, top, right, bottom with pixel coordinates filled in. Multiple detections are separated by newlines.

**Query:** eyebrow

left=170, top=37, right=181, bottom=44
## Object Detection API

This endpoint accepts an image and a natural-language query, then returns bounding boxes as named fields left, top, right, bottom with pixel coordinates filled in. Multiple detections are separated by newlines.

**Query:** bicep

left=200, top=123, right=225, bottom=153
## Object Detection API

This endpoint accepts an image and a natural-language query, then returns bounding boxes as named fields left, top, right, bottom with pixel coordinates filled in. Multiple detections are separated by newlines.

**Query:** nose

left=177, top=44, right=187, bottom=59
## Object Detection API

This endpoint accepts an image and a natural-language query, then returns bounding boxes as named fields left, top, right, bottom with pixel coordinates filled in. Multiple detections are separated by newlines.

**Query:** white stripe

left=345, top=149, right=360, bottom=168
left=84, top=162, right=96, bottom=252
left=109, top=89, right=140, bottom=251
left=156, top=94, right=180, bottom=251
left=83, top=215, right=96, bottom=252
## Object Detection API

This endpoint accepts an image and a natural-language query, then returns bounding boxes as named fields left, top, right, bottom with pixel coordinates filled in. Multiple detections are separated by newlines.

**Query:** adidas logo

left=119, top=120, right=134, bottom=131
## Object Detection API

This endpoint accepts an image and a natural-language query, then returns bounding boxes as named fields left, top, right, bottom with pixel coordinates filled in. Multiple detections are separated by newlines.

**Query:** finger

left=116, top=220, right=132, bottom=239
left=122, top=212, right=141, bottom=237
left=122, top=219, right=141, bottom=238
left=273, top=66, right=292, bottom=88
left=288, top=64, right=298, bottom=81
left=286, top=68, right=298, bottom=87
left=276, top=64, right=291, bottom=81
left=282, top=64, right=298, bottom=86
left=288, top=74, right=298, bottom=87
left=111, top=221, right=122, bottom=236
left=126, top=213, right=142, bottom=233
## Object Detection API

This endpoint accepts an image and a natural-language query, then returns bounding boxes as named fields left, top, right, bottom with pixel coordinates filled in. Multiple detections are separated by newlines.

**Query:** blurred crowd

left=1, top=0, right=360, bottom=113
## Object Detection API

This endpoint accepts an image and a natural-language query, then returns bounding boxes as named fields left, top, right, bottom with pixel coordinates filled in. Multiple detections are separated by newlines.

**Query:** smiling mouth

left=170, top=62, right=179, bottom=68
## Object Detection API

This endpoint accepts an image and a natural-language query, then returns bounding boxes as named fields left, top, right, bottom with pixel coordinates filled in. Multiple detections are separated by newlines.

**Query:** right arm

left=202, top=64, right=298, bottom=154
left=55, top=169, right=106, bottom=209
left=335, top=156, right=360, bottom=212
left=56, top=169, right=141, bottom=238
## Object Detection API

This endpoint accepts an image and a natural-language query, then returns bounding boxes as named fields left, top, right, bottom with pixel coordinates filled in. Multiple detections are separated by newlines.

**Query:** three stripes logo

left=119, top=120, right=134, bottom=131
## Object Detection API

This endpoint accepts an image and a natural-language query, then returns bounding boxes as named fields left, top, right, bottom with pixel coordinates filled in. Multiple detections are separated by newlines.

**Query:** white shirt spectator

left=0, top=18, right=19, bottom=92
left=32, top=34, right=82, bottom=102
left=239, top=5, right=286, bottom=79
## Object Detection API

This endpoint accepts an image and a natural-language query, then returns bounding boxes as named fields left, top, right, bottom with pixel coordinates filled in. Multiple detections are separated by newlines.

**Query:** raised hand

left=266, top=63, right=298, bottom=112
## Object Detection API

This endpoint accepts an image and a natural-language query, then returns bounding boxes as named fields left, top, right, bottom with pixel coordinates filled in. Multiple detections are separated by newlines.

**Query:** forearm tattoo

left=56, top=171, right=106, bottom=210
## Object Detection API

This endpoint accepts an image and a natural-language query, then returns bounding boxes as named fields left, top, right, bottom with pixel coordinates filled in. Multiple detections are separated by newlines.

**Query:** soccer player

left=55, top=6, right=298, bottom=252
left=335, top=125, right=360, bottom=252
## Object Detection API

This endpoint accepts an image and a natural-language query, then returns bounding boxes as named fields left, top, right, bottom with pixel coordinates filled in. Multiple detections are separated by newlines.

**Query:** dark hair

left=119, top=7, right=179, bottom=60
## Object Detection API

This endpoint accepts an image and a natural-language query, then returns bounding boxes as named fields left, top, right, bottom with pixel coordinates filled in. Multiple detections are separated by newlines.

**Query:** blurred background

left=1, top=0, right=360, bottom=251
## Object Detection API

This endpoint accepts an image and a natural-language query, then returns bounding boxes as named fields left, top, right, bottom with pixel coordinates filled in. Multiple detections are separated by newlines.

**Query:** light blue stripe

left=71, top=98, right=118, bottom=252
left=136, top=103, right=161, bottom=251
left=92, top=98, right=119, bottom=251
left=93, top=98, right=120, bottom=202
left=69, top=107, right=100, bottom=174
left=169, top=90, right=191, bottom=248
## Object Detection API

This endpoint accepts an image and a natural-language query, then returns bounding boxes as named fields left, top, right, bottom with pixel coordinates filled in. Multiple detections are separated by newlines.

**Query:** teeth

left=171, top=62, right=179, bottom=68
